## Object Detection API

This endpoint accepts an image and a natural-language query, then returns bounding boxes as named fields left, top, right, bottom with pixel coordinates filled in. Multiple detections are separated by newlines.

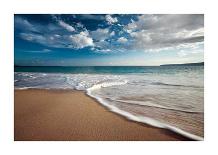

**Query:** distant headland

left=160, top=62, right=204, bottom=66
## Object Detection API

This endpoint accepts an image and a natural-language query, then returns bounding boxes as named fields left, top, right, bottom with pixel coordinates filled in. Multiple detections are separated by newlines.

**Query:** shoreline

left=14, top=89, right=191, bottom=141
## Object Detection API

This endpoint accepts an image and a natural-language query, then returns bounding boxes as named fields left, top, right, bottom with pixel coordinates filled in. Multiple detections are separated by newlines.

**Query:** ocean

left=14, top=65, right=204, bottom=140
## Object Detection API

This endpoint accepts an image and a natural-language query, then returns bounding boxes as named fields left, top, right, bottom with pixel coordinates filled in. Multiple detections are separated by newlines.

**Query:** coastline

left=14, top=89, right=191, bottom=141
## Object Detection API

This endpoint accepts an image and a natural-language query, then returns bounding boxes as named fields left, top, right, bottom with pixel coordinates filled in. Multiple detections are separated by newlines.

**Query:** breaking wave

left=86, top=80, right=203, bottom=141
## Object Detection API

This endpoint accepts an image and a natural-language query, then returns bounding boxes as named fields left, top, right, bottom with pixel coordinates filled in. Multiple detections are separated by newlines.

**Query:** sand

left=14, top=89, right=190, bottom=141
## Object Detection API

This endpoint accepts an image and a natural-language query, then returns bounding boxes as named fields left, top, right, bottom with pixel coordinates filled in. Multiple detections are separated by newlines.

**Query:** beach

left=14, top=89, right=190, bottom=141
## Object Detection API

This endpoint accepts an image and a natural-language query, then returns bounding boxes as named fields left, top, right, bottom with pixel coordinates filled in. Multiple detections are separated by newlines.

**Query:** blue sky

left=14, top=14, right=204, bottom=66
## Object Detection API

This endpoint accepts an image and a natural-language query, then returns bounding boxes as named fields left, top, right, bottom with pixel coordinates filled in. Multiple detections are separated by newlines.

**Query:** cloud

left=117, top=37, right=128, bottom=43
left=15, top=14, right=204, bottom=54
left=177, top=50, right=188, bottom=57
left=125, top=15, right=158, bottom=32
left=20, top=32, right=66, bottom=48
left=15, top=16, right=64, bottom=36
left=20, top=33, right=46, bottom=43
left=105, top=15, right=118, bottom=25
left=110, top=31, right=115, bottom=36
left=58, top=20, right=75, bottom=32
left=125, top=14, right=204, bottom=52
left=95, top=40, right=110, bottom=49
left=20, top=31, right=94, bottom=49
left=90, top=28, right=111, bottom=41
left=79, top=14, right=105, bottom=20
left=43, top=49, right=51, bottom=52
left=76, top=22, right=84, bottom=28
left=92, top=48, right=112, bottom=53
left=177, top=49, right=203, bottom=57
left=14, top=17, right=41, bottom=33
left=16, top=15, right=93, bottom=49
left=21, top=48, right=52, bottom=53
left=125, top=15, right=203, bottom=32
left=69, top=31, right=94, bottom=48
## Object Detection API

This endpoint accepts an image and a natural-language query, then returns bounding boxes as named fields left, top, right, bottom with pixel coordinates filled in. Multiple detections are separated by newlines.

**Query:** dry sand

left=14, top=89, right=190, bottom=141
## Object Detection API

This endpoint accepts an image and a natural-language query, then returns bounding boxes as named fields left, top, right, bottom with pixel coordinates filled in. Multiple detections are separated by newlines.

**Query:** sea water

left=15, top=65, right=204, bottom=140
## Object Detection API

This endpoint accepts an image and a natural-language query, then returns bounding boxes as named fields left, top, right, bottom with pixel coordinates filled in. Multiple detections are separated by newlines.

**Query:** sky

left=14, top=14, right=204, bottom=66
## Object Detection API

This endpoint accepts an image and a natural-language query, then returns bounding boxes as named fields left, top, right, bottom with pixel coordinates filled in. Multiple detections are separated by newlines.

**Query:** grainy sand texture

left=14, top=89, right=190, bottom=141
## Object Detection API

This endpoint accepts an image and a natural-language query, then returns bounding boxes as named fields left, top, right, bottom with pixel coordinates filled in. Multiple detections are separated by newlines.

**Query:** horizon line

left=14, top=62, right=204, bottom=67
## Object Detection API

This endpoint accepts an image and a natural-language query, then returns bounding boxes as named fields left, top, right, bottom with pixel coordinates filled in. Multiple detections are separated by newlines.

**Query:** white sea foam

left=87, top=80, right=128, bottom=91
left=113, top=99, right=203, bottom=113
left=15, top=87, right=33, bottom=90
left=86, top=80, right=203, bottom=140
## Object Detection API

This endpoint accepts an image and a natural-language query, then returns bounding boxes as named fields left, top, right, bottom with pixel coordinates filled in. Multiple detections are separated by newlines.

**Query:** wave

left=15, top=87, right=33, bottom=90
left=87, top=80, right=128, bottom=91
left=86, top=80, right=203, bottom=141
left=111, top=99, right=203, bottom=114
left=151, top=82, right=203, bottom=88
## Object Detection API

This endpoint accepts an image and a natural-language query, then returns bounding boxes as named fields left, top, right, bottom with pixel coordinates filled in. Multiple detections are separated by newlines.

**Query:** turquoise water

left=14, top=65, right=204, bottom=140
left=15, top=65, right=203, bottom=74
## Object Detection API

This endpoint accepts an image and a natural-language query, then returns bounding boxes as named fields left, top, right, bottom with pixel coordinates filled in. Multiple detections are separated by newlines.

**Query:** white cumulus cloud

left=58, top=20, right=75, bottom=32
left=91, top=28, right=111, bottom=41
left=117, top=37, right=128, bottom=43
left=70, top=31, right=94, bottom=49
left=105, top=15, right=118, bottom=25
